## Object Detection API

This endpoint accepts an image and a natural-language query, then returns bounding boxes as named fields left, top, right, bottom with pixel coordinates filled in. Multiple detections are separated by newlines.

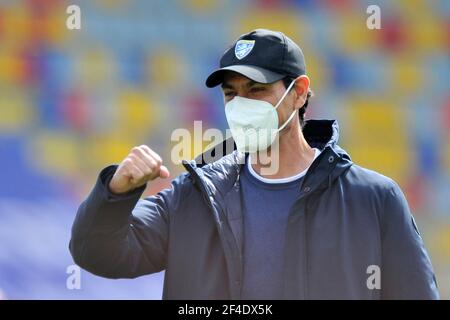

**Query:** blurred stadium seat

left=0, top=0, right=449, bottom=299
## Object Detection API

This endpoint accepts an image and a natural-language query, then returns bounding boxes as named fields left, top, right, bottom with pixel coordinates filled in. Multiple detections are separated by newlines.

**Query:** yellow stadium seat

left=337, top=11, right=379, bottom=54
left=182, top=0, right=220, bottom=14
left=75, top=47, right=117, bottom=91
left=84, top=134, right=136, bottom=168
left=1, top=4, right=29, bottom=47
left=0, top=50, right=25, bottom=85
left=409, top=16, right=447, bottom=53
left=147, top=48, right=188, bottom=91
left=0, top=88, right=33, bottom=133
left=115, top=89, right=160, bottom=140
left=233, top=9, right=308, bottom=46
left=345, top=96, right=411, bottom=184
left=29, top=130, right=81, bottom=177
left=445, top=140, right=450, bottom=177
left=389, top=53, right=424, bottom=94
left=301, top=48, right=328, bottom=93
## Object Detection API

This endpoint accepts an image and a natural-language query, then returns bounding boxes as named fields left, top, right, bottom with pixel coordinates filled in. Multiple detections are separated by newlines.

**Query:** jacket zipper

left=303, top=199, right=309, bottom=299
left=182, top=160, right=240, bottom=299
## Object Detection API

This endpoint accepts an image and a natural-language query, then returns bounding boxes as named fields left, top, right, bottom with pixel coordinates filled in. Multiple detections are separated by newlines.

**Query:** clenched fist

left=108, top=145, right=170, bottom=195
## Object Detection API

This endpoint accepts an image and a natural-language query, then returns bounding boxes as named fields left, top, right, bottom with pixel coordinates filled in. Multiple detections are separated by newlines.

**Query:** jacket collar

left=193, top=119, right=349, bottom=165
left=182, top=119, right=353, bottom=197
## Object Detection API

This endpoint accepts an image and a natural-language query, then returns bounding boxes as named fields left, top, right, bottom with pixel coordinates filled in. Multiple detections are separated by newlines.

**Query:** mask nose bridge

left=229, top=82, right=255, bottom=101
left=228, top=79, right=295, bottom=110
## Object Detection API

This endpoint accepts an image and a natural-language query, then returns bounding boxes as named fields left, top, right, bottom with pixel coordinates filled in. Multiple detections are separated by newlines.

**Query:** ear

left=293, top=75, right=310, bottom=110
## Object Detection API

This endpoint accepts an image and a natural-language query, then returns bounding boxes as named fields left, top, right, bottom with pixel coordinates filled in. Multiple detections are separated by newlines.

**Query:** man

left=70, top=29, right=439, bottom=299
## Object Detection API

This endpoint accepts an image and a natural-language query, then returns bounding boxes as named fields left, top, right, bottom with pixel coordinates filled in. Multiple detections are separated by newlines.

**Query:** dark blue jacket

left=69, top=120, right=439, bottom=299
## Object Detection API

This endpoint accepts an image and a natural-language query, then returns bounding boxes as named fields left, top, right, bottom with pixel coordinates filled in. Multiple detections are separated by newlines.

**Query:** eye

left=224, top=91, right=235, bottom=98
left=250, top=86, right=265, bottom=93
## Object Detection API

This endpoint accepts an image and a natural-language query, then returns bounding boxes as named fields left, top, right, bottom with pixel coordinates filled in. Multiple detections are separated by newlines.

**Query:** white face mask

left=225, top=79, right=297, bottom=153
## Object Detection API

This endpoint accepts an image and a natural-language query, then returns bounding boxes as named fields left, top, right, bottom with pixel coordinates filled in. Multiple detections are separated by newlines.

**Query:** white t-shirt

left=247, top=148, right=321, bottom=184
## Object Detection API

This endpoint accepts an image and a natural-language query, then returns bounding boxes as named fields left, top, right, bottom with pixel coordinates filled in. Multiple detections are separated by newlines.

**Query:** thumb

left=159, top=165, right=170, bottom=179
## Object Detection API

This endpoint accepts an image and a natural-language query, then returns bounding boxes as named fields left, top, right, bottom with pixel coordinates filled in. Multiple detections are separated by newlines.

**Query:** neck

left=250, top=124, right=315, bottom=179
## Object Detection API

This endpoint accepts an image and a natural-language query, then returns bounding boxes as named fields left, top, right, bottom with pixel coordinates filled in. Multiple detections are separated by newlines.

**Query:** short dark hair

left=282, top=77, right=313, bottom=127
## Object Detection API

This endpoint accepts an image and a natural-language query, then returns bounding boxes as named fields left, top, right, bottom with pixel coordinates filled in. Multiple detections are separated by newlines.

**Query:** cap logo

left=235, top=40, right=255, bottom=60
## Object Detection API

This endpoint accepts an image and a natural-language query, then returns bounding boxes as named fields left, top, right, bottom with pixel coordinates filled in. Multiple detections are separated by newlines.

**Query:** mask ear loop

left=275, top=79, right=298, bottom=131
left=278, top=108, right=298, bottom=131
left=274, top=79, right=296, bottom=109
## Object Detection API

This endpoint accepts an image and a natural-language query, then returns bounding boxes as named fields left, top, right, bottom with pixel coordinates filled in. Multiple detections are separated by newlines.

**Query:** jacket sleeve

left=380, top=181, right=439, bottom=299
left=69, top=165, right=188, bottom=279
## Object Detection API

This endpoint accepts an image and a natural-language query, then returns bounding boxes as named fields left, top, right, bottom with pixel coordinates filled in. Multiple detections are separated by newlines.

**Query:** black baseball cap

left=205, top=29, right=306, bottom=88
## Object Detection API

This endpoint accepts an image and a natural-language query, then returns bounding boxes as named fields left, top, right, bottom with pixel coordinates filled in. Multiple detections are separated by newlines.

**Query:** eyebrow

left=221, top=79, right=261, bottom=90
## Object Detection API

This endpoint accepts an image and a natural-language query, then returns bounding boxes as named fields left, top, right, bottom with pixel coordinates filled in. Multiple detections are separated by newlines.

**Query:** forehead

left=221, top=71, right=255, bottom=87
left=221, top=71, right=285, bottom=91
left=223, top=71, right=254, bottom=83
